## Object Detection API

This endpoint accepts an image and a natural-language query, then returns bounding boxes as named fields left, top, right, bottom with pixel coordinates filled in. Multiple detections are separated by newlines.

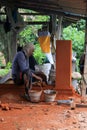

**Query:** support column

left=56, top=16, right=63, bottom=40
left=49, top=15, right=57, bottom=53
left=82, top=18, right=87, bottom=96
left=10, top=30, right=17, bottom=62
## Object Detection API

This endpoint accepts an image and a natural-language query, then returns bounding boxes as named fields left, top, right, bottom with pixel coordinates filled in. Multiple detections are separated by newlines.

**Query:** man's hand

left=36, top=76, right=42, bottom=82
left=32, top=73, right=42, bottom=82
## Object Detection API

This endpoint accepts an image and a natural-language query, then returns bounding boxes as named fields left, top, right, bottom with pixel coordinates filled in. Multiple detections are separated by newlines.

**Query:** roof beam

left=17, top=5, right=86, bottom=19
left=0, top=12, right=49, bottom=16
left=0, top=20, right=49, bottom=25
left=0, top=0, right=86, bottom=19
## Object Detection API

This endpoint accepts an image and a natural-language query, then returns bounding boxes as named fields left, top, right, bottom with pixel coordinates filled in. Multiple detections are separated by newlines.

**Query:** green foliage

left=19, top=25, right=39, bottom=45
left=0, top=59, right=4, bottom=67
left=72, top=19, right=86, bottom=31
left=34, top=43, right=46, bottom=64
left=63, top=25, right=85, bottom=59
left=0, top=62, right=12, bottom=77
left=5, top=62, right=12, bottom=69
left=62, top=22, right=85, bottom=71
left=34, top=15, right=50, bottom=22
left=0, top=69, right=9, bottom=77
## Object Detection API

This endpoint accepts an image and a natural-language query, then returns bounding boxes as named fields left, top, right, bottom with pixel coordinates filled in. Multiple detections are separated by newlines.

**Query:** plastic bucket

left=44, top=89, right=57, bottom=102
left=29, top=89, right=42, bottom=103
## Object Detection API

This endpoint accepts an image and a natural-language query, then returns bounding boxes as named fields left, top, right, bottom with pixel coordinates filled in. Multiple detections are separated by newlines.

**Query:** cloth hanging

left=38, top=36, right=51, bottom=53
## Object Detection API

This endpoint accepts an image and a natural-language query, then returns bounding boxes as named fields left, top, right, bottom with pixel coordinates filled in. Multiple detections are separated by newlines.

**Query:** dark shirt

left=12, top=51, right=29, bottom=78
left=29, top=55, right=37, bottom=71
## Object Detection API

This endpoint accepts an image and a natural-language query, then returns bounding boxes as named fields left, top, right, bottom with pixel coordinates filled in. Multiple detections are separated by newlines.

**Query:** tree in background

left=63, top=25, right=85, bottom=59
left=62, top=19, right=85, bottom=70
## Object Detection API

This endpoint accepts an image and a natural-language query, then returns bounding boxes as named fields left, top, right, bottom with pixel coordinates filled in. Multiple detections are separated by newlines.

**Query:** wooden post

left=10, top=30, right=17, bottom=62
left=56, top=16, right=63, bottom=40
left=82, top=18, right=87, bottom=96
left=49, top=15, right=57, bottom=64
left=50, top=14, right=57, bottom=51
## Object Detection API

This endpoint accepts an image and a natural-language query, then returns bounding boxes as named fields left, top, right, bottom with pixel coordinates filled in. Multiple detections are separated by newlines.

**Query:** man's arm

left=32, top=73, right=42, bottom=82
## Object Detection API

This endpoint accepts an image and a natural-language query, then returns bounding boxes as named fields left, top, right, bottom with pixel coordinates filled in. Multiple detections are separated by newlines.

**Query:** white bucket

left=44, top=90, right=57, bottom=102
left=29, top=90, right=42, bottom=103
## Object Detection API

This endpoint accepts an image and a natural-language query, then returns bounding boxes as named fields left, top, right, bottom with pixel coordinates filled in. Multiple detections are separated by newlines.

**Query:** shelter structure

left=0, top=0, right=87, bottom=17
left=0, top=0, right=87, bottom=96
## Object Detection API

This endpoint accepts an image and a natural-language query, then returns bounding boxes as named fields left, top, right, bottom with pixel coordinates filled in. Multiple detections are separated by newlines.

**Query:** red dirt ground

left=0, top=84, right=87, bottom=130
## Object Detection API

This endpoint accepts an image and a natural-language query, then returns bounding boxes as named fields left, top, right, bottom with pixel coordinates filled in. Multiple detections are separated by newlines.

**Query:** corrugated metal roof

left=0, top=0, right=87, bottom=18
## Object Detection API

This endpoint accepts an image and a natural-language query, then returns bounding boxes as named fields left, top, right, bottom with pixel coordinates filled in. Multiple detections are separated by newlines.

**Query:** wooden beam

left=0, top=12, right=49, bottom=16
left=0, top=1, right=86, bottom=19
left=16, top=5, right=86, bottom=19
left=26, top=21, right=49, bottom=25
left=0, top=0, right=87, bottom=19
left=0, top=20, right=49, bottom=25
left=15, top=0, right=61, bottom=10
